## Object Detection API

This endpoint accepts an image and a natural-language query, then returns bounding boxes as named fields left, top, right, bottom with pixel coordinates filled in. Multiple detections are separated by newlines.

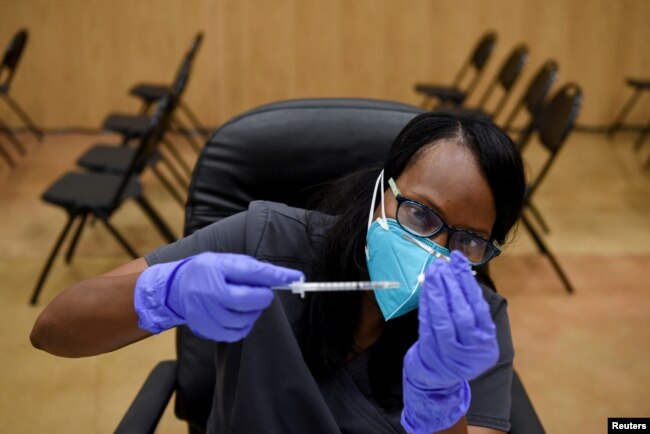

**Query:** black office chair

left=520, top=83, right=583, bottom=294
left=129, top=32, right=207, bottom=139
left=502, top=60, right=559, bottom=150
left=415, top=31, right=497, bottom=109
left=457, top=44, right=530, bottom=122
left=30, top=96, right=178, bottom=306
left=0, top=29, right=43, bottom=153
left=76, top=66, right=192, bottom=207
left=102, top=32, right=204, bottom=155
left=112, top=98, right=545, bottom=434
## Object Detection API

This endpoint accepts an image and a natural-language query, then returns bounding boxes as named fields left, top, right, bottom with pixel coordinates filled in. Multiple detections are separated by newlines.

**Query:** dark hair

left=298, top=111, right=525, bottom=408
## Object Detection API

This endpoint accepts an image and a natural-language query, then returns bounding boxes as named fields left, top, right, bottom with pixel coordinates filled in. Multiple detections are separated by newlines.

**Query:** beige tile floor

left=0, top=129, right=649, bottom=433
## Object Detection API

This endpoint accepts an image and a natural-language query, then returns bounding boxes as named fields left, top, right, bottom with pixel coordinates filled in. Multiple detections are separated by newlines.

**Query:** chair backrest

left=184, top=98, right=423, bottom=234
left=185, top=31, right=204, bottom=64
left=108, top=92, right=178, bottom=209
left=176, top=98, right=423, bottom=429
left=452, top=31, right=498, bottom=98
left=526, top=82, right=582, bottom=200
left=476, top=44, right=529, bottom=119
left=171, top=32, right=203, bottom=89
left=504, top=60, right=559, bottom=148
left=0, top=29, right=28, bottom=90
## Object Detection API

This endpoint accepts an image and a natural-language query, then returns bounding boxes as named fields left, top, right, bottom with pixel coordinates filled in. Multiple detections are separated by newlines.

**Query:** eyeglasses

left=388, top=178, right=500, bottom=266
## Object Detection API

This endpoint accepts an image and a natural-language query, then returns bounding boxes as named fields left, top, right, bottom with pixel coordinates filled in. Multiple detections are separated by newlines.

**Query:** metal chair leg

left=633, top=117, right=650, bottom=153
left=608, top=88, right=641, bottom=138
left=178, top=99, right=209, bottom=139
left=64, top=213, right=88, bottom=264
left=171, top=117, right=201, bottom=154
left=1, top=93, right=43, bottom=141
left=138, top=101, right=153, bottom=116
left=0, top=117, right=27, bottom=155
left=135, top=196, right=177, bottom=243
left=151, top=166, right=185, bottom=207
left=0, top=140, right=16, bottom=168
left=419, top=95, right=433, bottom=110
left=30, top=215, right=78, bottom=305
left=526, top=202, right=550, bottom=234
left=159, top=148, right=190, bottom=190
left=521, top=214, right=574, bottom=294
left=99, top=217, right=139, bottom=258
left=162, top=137, right=192, bottom=176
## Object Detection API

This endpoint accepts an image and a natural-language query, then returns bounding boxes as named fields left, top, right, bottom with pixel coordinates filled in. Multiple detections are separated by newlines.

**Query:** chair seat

left=103, top=114, right=150, bottom=137
left=77, top=144, right=160, bottom=173
left=626, top=78, right=650, bottom=90
left=413, top=84, right=466, bottom=105
left=42, top=172, right=141, bottom=212
left=130, top=83, right=171, bottom=103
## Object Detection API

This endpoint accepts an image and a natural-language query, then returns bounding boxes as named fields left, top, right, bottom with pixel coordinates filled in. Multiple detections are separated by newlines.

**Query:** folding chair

left=0, top=29, right=43, bottom=151
left=109, top=98, right=545, bottom=434
left=102, top=32, right=204, bottom=155
left=76, top=66, right=192, bottom=207
left=30, top=96, right=178, bottom=305
left=458, top=44, right=530, bottom=122
left=129, top=32, right=207, bottom=138
left=415, top=31, right=497, bottom=109
left=608, top=78, right=650, bottom=139
left=503, top=60, right=559, bottom=150
left=520, top=83, right=583, bottom=294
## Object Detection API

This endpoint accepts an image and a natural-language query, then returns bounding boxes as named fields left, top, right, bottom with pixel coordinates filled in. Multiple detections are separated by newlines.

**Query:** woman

left=31, top=111, right=525, bottom=434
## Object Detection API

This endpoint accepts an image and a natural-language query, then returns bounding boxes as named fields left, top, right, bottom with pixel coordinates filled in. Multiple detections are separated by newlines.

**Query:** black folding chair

left=110, top=98, right=545, bottom=434
left=608, top=78, right=650, bottom=139
left=102, top=32, right=204, bottom=155
left=76, top=66, right=192, bottom=207
left=0, top=29, right=43, bottom=153
left=129, top=32, right=207, bottom=138
left=520, top=83, right=583, bottom=294
left=415, top=31, right=497, bottom=109
left=502, top=60, right=559, bottom=149
left=30, top=96, right=178, bottom=305
left=458, top=44, right=530, bottom=122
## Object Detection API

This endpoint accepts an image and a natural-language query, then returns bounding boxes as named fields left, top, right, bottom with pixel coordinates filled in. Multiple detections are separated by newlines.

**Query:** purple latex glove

left=401, top=251, right=499, bottom=434
left=134, top=252, right=304, bottom=342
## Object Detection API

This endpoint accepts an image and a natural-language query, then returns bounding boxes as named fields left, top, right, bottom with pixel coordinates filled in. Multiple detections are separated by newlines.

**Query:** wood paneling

left=0, top=0, right=648, bottom=128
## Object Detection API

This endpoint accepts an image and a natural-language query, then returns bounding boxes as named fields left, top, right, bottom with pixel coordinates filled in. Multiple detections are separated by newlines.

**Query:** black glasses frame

left=393, top=195, right=501, bottom=265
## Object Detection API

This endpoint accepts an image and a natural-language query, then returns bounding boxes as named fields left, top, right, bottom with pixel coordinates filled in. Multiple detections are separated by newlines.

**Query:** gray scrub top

left=146, top=201, right=514, bottom=433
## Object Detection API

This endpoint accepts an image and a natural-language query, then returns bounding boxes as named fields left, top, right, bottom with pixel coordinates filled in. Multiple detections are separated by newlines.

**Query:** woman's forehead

left=396, top=140, right=496, bottom=233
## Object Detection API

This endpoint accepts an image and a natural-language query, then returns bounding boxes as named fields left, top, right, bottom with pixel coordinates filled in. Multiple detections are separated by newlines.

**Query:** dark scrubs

left=146, top=201, right=514, bottom=433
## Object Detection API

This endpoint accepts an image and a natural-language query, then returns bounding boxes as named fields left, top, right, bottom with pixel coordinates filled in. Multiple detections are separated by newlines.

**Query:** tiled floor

left=0, top=129, right=648, bottom=433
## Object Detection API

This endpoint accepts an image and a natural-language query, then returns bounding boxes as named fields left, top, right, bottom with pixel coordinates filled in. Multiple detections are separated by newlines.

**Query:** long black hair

left=298, top=111, right=526, bottom=408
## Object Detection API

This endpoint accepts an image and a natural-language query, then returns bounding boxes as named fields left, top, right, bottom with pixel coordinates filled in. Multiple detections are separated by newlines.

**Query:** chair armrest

left=115, top=360, right=178, bottom=434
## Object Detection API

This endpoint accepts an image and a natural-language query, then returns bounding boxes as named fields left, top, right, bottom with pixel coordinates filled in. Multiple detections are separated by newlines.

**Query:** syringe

left=272, top=281, right=400, bottom=298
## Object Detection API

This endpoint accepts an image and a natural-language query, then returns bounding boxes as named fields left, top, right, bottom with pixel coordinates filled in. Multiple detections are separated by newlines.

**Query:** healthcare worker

left=31, top=111, right=525, bottom=434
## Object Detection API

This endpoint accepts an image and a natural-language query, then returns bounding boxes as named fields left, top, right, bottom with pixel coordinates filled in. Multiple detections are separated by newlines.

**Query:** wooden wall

left=0, top=0, right=648, bottom=129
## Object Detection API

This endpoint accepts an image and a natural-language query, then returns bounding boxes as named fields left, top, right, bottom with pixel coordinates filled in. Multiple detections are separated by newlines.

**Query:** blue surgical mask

left=365, top=170, right=450, bottom=321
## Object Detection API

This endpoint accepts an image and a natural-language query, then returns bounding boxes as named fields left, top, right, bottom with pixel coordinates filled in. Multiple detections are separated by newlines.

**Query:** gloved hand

left=134, top=252, right=304, bottom=342
left=401, top=251, right=499, bottom=434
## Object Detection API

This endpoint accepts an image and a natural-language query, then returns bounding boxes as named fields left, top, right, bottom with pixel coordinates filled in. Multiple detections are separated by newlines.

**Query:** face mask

left=365, top=170, right=450, bottom=321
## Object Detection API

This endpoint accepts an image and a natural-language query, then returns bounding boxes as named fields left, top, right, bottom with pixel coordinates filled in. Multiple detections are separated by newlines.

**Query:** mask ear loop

left=367, top=169, right=388, bottom=230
